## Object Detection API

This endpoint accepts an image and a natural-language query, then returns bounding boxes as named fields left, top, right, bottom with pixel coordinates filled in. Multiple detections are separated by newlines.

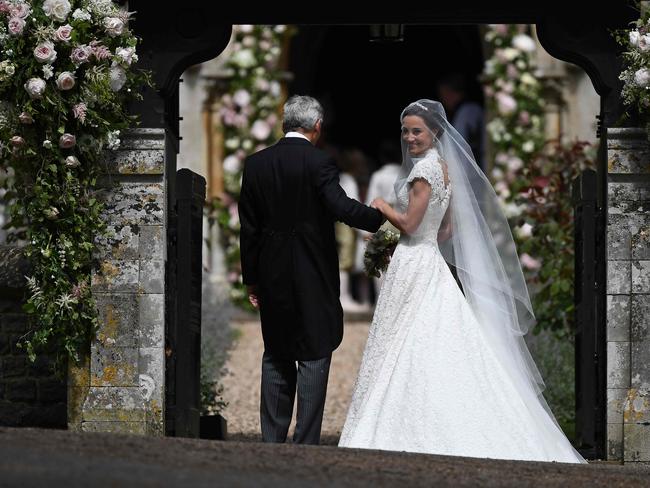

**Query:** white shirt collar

left=285, top=131, right=311, bottom=142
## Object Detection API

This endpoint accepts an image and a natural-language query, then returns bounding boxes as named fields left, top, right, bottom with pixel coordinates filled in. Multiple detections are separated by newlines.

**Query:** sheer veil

left=396, top=99, right=557, bottom=419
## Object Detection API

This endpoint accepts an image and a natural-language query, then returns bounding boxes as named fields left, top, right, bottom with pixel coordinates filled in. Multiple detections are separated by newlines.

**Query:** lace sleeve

left=407, top=155, right=450, bottom=204
left=407, top=158, right=436, bottom=187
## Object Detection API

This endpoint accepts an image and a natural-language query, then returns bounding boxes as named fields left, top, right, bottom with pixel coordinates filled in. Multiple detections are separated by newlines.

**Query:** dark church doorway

left=288, top=25, right=484, bottom=161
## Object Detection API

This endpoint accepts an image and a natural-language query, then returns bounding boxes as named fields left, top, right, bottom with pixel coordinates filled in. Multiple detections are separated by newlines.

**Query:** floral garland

left=483, top=24, right=546, bottom=219
left=206, top=24, right=292, bottom=310
left=0, top=0, right=151, bottom=370
left=615, top=1, right=650, bottom=135
left=483, top=24, right=597, bottom=337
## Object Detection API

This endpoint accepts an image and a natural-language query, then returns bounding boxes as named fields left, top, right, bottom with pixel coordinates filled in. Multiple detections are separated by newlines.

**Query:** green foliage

left=0, top=1, right=152, bottom=373
left=515, top=141, right=596, bottom=339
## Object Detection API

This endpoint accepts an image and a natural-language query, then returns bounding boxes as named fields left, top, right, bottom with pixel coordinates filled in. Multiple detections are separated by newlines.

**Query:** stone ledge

left=116, top=128, right=165, bottom=151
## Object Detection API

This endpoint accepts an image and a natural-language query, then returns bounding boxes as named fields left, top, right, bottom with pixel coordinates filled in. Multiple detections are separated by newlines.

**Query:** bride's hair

left=401, top=104, right=446, bottom=138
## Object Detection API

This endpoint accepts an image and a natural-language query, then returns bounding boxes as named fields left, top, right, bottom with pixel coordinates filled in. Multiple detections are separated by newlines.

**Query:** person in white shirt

left=354, top=140, right=403, bottom=301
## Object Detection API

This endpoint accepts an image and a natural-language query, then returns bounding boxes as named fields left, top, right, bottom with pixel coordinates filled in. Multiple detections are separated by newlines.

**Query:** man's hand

left=247, top=285, right=259, bottom=309
left=370, top=197, right=386, bottom=213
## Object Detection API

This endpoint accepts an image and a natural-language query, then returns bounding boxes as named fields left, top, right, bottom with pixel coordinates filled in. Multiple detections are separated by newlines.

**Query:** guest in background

left=437, top=73, right=486, bottom=173
left=355, top=139, right=403, bottom=302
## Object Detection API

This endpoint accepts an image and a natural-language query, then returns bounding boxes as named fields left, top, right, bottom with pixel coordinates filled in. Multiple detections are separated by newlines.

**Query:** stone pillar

left=68, top=128, right=166, bottom=435
left=606, top=127, right=650, bottom=462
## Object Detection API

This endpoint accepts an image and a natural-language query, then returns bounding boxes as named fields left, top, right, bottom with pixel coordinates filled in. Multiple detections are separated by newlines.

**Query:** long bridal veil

left=396, top=99, right=585, bottom=462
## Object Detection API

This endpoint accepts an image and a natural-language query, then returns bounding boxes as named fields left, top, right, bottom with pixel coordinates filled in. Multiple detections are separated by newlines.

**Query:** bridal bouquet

left=363, top=223, right=400, bottom=278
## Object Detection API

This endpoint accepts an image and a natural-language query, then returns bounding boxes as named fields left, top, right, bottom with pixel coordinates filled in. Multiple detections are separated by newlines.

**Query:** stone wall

left=68, top=128, right=166, bottom=435
left=606, top=127, right=650, bottom=462
left=0, top=246, right=66, bottom=428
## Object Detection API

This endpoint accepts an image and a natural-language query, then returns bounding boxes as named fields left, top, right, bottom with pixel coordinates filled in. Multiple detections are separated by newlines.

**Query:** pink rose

left=24, top=78, right=46, bottom=99
left=18, top=112, right=33, bottom=124
left=72, top=103, right=87, bottom=123
left=495, top=91, right=517, bottom=115
left=54, top=24, right=72, bottom=42
left=70, top=45, right=92, bottom=65
left=10, top=136, right=25, bottom=147
left=0, top=1, right=10, bottom=15
left=55, top=71, right=76, bottom=90
left=8, top=16, right=25, bottom=35
left=520, top=253, right=542, bottom=270
left=59, top=133, right=76, bottom=149
left=8, top=2, right=30, bottom=19
left=34, top=41, right=57, bottom=64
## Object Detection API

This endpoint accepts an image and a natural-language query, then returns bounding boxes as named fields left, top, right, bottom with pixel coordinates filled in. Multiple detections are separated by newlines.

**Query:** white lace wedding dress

left=338, top=150, right=586, bottom=464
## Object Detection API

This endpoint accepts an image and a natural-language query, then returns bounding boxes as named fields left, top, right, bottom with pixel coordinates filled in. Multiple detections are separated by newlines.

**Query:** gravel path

left=221, top=319, right=370, bottom=442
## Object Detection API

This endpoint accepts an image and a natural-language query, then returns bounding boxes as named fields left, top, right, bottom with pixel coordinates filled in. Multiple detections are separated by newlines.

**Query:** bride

left=338, top=99, right=586, bottom=464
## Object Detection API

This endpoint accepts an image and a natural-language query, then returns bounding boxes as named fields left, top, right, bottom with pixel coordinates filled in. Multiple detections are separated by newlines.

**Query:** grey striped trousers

left=260, top=351, right=331, bottom=444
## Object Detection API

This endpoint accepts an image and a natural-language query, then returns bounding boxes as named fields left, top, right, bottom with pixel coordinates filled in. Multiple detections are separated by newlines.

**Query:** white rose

left=516, top=223, right=534, bottom=239
left=522, top=140, right=535, bottom=153
left=64, top=155, right=80, bottom=167
left=222, top=155, right=241, bottom=173
left=103, top=17, right=125, bottom=37
left=250, top=120, right=271, bottom=141
left=115, top=46, right=136, bottom=65
left=3, top=63, right=15, bottom=76
left=43, top=0, right=71, bottom=22
left=520, top=73, right=537, bottom=86
left=225, top=138, right=240, bottom=150
left=512, top=34, right=536, bottom=53
left=630, top=30, right=640, bottom=46
left=233, top=89, right=251, bottom=107
left=109, top=63, right=127, bottom=91
left=55, top=71, right=76, bottom=90
left=231, top=49, right=256, bottom=68
left=54, top=24, right=73, bottom=42
left=43, top=139, right=53, bottom=149
left=44, top=207, right=60, bottom=220
left=635, top=68, right=650, bottom=87
left=269, top=81, right=281, bottom=97
left=503, top=47, right=519, bottom=61
left=34, top=41, right=57, bottom=64
left=24, top=78, right=46, bottom=99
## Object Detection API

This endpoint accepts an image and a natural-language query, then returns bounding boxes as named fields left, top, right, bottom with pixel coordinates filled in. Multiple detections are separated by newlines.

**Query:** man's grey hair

left=282, top=95, right=323, bottom=133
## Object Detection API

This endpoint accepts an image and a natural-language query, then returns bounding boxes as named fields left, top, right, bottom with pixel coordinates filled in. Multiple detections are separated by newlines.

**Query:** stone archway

left=69, top=2, right=647, bottom=463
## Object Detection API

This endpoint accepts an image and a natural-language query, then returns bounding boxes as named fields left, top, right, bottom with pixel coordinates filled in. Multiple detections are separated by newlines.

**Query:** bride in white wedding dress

left=338, top=100, right=586, bottom=464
